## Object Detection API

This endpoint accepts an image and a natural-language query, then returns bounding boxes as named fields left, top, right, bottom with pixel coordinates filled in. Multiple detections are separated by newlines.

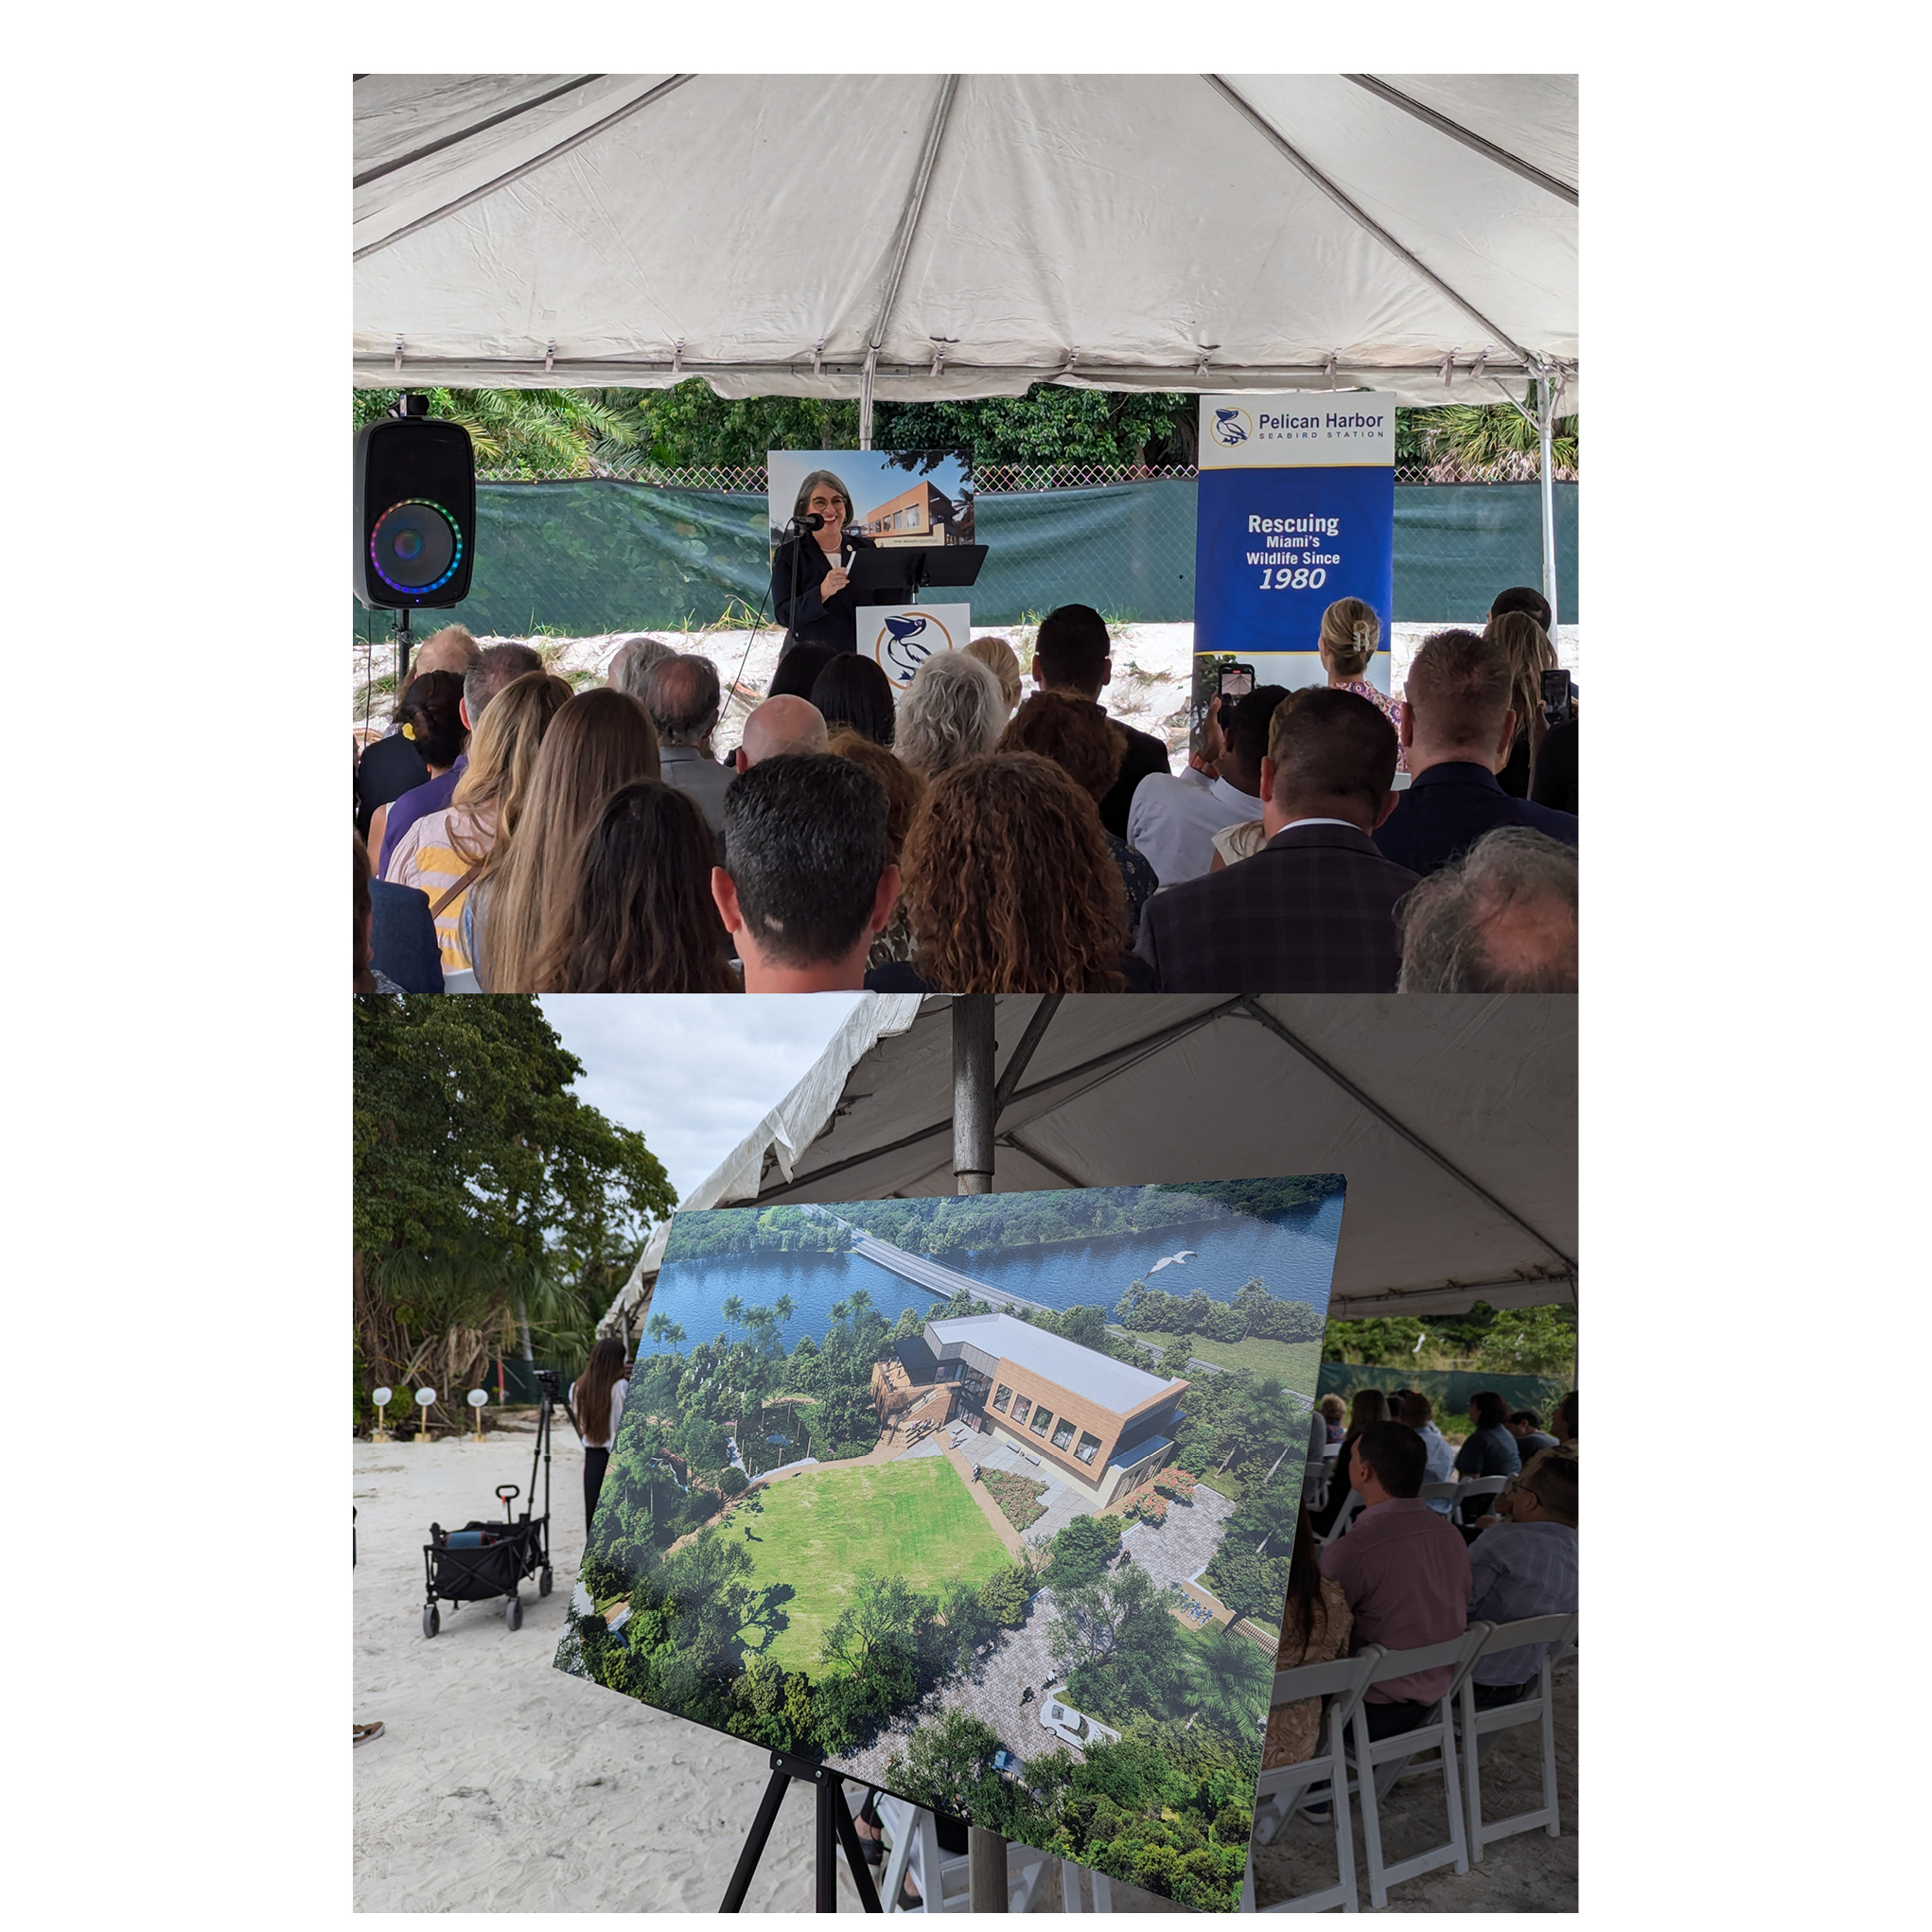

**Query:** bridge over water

left=802, top=1206, right=1055, bottom=1319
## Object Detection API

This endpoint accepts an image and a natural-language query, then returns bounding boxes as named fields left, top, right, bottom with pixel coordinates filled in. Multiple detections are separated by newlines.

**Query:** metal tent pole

left=951, top=995, right=1007, bottom=1908
left=1537, top=368, right=1560, bottom=634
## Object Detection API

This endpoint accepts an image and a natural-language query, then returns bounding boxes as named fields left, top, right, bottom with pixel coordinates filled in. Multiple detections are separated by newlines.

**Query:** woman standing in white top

left=571, top=1338, right=629, bottom=1534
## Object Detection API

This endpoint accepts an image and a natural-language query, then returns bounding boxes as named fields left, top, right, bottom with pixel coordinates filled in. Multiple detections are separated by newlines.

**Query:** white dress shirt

left=1126, top=769, right=1262, bottom=887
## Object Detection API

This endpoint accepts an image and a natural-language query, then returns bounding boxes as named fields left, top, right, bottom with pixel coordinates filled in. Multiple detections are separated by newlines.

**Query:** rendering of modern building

left=894, top=1312, right=1188, bottom=1507
left=857, top=479, right=969, bottom=544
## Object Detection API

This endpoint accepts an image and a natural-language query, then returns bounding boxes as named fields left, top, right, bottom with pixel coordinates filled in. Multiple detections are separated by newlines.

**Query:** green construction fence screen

left=350, top=480, right=1578, bottom=643
left=1317, top=1361, right=1570, bottom=1418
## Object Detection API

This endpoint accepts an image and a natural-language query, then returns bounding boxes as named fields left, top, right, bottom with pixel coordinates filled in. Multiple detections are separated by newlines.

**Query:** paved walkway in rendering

left=1118, top=1482, right=1238, bottom=1627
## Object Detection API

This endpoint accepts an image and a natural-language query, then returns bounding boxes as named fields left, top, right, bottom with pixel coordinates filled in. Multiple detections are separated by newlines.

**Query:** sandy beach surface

left=354, top=1423, right=1575, bottom=1912
left=352, top=622, right=1582, bottom=762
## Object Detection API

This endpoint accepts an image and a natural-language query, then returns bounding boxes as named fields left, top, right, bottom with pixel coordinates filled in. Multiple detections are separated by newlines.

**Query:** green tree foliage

left=978, top=1562, right=1035, bottom=1627
left=873, top=386, right=1196, bottom=467
left=1046, top=1513, right=1121, bottom=1592
left=352, top=995, right=673, bottom=1414
left=886, top=1709, right=1010, bottom=1818
left=1117, top=1276, right=1325, bottom=1345
left=1048, top=1564, right=1186, bottom=1719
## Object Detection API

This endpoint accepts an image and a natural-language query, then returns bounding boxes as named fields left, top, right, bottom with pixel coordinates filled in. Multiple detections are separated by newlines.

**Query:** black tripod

left=720, top=1749, right=884, bottom=1913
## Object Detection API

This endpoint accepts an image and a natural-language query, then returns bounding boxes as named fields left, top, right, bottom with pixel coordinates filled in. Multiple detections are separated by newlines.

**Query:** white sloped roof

left=926, top=1312, right=1177, bottom=1414
left=355, top=74, right=1576, bottom=409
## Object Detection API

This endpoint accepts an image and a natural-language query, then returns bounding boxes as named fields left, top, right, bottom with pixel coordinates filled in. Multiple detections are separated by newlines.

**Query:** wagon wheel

left=538, top=1567, right=553, bottom=1597
left=422, top=1605, right=440, bottom=1639
left=504, top=1595, right=522, bottom=1631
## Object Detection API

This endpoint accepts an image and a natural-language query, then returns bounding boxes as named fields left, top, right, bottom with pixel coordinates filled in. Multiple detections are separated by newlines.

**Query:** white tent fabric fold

left=602, top=994, right=1575, bottom=1339
left=354, top=73, right=1576, bottom=409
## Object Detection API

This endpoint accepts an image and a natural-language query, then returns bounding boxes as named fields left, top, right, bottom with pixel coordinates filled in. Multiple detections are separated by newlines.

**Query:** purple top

left=378, top=753, right=467, bottom=877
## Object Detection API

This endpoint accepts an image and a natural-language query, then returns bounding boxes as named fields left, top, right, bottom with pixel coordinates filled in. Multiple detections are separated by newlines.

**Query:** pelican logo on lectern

left=1210, top=406, right=1253, bottom=448
left=870, top=609, right=956, bottom=681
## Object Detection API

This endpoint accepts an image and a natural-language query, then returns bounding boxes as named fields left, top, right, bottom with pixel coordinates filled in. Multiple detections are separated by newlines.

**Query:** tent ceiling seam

left=353, top=75, right=606, bottom=188
left=864, top=74, right=960, bottom=355
left=1343, top=75, right=1578, bottom=206
left=1237, top=997, right=1576, bottom=1274
left=352, top=74, right=696, bottom=263
left=994, top=1132, right=1087, bottom=1190
left=990, top=994, right=1064, bottom=1121
left=1201, top=75, right=1532, bottom=364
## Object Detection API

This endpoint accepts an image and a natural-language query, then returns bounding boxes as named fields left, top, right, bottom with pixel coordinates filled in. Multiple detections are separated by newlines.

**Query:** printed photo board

left=766, top=448, right=975, bottom=551
left=555, top=1177, right=1344, bottom=1910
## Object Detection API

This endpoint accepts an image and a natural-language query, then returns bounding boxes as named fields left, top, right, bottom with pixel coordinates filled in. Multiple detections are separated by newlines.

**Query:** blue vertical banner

left=1192, top=393, right=1396, bottom=693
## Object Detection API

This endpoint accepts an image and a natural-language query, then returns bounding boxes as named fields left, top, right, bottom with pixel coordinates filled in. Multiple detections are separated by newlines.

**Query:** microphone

left=791, top=513, right=824, bottom=532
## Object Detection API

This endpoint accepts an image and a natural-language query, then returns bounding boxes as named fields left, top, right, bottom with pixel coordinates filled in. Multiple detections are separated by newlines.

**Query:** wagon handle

left=497, top=1482, right=519, bottom=1523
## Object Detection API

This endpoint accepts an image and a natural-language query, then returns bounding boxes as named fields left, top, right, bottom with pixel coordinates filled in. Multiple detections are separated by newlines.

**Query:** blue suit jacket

left=1373, top=762, right=1578, bottom=878
left=369, top=881, right=445, bottom=993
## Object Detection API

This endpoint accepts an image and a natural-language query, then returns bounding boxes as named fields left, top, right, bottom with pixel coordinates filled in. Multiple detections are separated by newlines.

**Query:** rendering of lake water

left=641, top=1188, right=1344, bottom=1357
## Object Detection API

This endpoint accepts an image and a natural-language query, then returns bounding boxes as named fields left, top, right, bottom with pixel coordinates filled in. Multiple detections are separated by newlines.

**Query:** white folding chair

left=1057, top=1858, right=1114, bottom=1912
left=875, top=1797, right=1065, bottom=1912
left=1243, top=1647, right=1384, bottom=1913
left=1317, top=1490, right=1363, bottom=1546
left=1416, top=1480, right=1461, bottom=1516
left=1346, top=1626, right=1492, bottom=1910
left=1449, top=1613, right=1578, bottom=1860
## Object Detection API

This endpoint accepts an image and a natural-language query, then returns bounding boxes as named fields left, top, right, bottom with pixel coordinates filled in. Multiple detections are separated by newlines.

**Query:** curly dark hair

left=995, top=692, right=1125, bottom=803
left=826, top=729, right=925, bottom=864
left=902, top=752, right=1127, bottom=992
left=526, top=780, right=736, bottom=992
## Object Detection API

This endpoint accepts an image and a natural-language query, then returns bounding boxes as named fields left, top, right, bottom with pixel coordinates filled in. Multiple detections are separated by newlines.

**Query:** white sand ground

left=351, top=623, right=1582, bottom=763
left=354, top=1425, right=1576, bottom=1912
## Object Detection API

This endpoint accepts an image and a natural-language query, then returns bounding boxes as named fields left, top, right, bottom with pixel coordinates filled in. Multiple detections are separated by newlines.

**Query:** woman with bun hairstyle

left=365, top=670, right=467, bottom=872
left=1316, top=597, right=1405, bottom=773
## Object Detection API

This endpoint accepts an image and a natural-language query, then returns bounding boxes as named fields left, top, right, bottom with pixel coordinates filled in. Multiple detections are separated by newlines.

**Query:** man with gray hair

left=642, top=651, right=735, bottom=834
left=606, top=636, right=676, bottom=698
left=378, top=641, right=545, bottom=874
left=1396, top=825, right=1578, bottom=992
left=735, top=694, right=828, bottom=772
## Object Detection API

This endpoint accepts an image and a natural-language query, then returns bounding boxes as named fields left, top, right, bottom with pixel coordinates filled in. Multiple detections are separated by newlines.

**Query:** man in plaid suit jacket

left=1134, top=688, right=1417, bottom=992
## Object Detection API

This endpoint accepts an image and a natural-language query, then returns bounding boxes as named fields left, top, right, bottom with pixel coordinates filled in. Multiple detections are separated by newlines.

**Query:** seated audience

left=896, top=650, right=1007, bottom=780
left=474, top=689, right=662, bottom=991
left=1454, top=1391, right=1524, bottom=1481
left=354, top=834, right=404, bottom=995
left=869, top=753, right=1145, bottom=992
left=998, top=693, right=1161, bottom=937
left=1030, top=604, right=1170, bottom=835
left=964, top=635, right=1024, bottom=717
left=1490, top=609, right=1558, bottom=800
left=1552, top=1390, right=1577, bottom=1445
left=529, top=781, right=737, bottom=992
left=1263, top=1505, right=1356, bottom=1769
left=712, top=754, right=900, bottom=992
left=1396, top=825, right=1579, bottom=992
left=1488, top=584, right=1552, bottom=629
left=385, top=670, right=572, bottom=971
left=767, top=641, right=837, bottom=703
left=606, top=636, right=676, bottom=697
left=826, top=729, right=925, bottom=970
left=1318, top=1393, right=1347, bottom=1445
left=365, top=671, right=466, bottom=876
left=1507, top=1410, right=1560, bottom=1458
left=378, top=643, right=544, bottom=875
left=734, top=694, right=828, bottom=771
left=1317, top=597, right=1405, bottom=769
left=1531, top=714, right=1578, bottom=816
left=1136, top=689, right=1418, bottom=992
left=1374, top=627, right=1577, bottom=877
left=1128, top=684, right=1286, bottom=887
left=1309, top=1389, right=1389, bottom=1537
left=1465, top=1449, right=1577, bottom=1708
left=1398, top=1391, right=1456, bottom=1506
left=355, top=624, right=479, bottom=838
left=811, top=653, right=899, bottom=747
left=1319, top=1420, right=1473, bottom=1740
left=642, top=654, right=734, bottom=834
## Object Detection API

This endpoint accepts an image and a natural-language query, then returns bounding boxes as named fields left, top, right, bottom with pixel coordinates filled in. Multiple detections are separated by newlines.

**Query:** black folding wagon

left=420, top=1372, right=563, bottom=1636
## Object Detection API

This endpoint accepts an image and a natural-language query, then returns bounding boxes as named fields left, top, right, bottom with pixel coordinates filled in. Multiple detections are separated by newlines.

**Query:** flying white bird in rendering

left=1147, top=1251, right=1197, bottom=1273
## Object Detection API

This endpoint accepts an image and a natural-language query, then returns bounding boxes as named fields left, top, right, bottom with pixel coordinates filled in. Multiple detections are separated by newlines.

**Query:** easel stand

left=720, top=1750, right=884, bottom=1913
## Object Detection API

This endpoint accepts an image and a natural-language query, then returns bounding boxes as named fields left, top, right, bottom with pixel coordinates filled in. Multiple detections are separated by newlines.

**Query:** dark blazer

left=771, top=533, right=885, bottom=652
left=355, top=731, right=430, bottom=839
left=368, top=881, right=445, bottom=993
left=1099, top=723, right=1171, bottom=838
left=1133, top=822, right=1420, bottom=992
left=1530, top=719, right=1577, bottom=817
left=1373, top=761, right=1578, bottom=878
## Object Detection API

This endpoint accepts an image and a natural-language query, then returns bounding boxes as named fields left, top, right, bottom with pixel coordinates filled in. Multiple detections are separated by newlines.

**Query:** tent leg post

left=952, top=995, right=995, bottom=1196
left=1537, top=369, right=1559, bottom=635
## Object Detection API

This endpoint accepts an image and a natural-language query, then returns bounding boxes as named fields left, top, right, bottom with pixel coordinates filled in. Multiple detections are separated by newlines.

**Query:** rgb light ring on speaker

left=369, top=499, right=464, bottom=595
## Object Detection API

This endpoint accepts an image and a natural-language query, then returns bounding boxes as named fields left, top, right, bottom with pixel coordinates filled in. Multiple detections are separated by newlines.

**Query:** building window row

left=992, top=1383, right=1011, bottom=1412
left=1029, top=1406, right=1053, bottom=1436
left=1074, top=1431, right=1102, bottom=1466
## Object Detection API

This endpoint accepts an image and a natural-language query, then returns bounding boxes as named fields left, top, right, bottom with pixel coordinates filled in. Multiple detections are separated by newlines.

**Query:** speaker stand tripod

left=392, top=605, right=413, bottom=692
left=719, top=1750, right=884, bottom=1913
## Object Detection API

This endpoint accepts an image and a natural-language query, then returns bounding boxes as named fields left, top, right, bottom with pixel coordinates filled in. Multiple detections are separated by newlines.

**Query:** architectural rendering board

left=555, top=1178, right=1343, bottom=1912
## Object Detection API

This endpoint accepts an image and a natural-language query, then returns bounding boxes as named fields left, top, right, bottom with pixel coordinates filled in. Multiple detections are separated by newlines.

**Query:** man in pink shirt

left=1320, top=1420, right=1472, bottom=1741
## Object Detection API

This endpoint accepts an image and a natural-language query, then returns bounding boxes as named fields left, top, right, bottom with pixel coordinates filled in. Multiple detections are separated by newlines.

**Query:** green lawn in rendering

left=735, top=1455, right=1011, bottom=1670
left=1114, top=1328, right=1323, bottom=1388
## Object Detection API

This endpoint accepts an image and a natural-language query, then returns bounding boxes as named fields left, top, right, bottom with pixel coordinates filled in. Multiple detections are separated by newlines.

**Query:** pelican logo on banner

left=862, top=604, right=970, bottom=684
left=1192, top=391, right=1396, bottom=692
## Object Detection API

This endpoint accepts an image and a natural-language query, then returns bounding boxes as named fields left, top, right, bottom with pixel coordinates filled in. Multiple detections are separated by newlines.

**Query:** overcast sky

left=536, top=994, right=867, bottom=1205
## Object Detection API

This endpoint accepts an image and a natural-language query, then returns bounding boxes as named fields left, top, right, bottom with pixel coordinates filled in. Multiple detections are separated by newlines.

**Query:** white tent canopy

left=354, top=74, right=1576, bottom=413
left=603, top=993, right=1576, bottom=1338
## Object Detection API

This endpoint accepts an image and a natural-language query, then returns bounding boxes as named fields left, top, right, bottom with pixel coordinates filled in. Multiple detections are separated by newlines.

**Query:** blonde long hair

left=1489, top=611, right=1556, bottom=746
left=448, top=671, right=573, bottom=878
left=479, top=689, right=661, bottom=992
left=1319, top=598, right=1380, bottom=678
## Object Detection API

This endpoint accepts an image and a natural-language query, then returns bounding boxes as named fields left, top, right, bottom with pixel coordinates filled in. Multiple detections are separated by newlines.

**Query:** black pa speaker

left=353, top=413, right=476, bottom=610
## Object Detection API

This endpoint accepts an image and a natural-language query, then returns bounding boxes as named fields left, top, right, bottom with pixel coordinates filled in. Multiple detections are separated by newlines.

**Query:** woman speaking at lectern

left=772, top=468, right=882, bottom=657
